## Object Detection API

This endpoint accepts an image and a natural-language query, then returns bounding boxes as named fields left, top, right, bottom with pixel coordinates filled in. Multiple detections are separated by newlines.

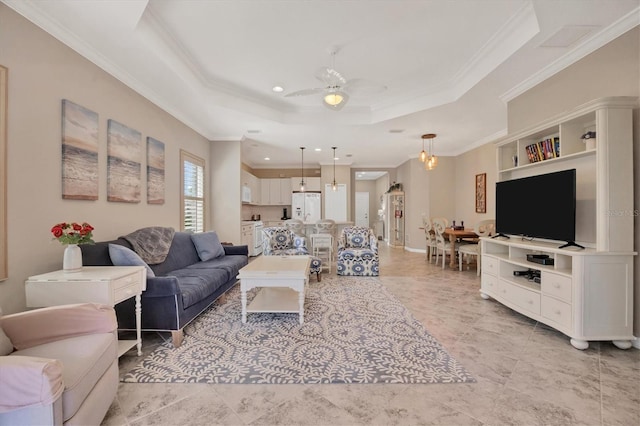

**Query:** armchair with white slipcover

left=0, top=303, right=118, bottom=426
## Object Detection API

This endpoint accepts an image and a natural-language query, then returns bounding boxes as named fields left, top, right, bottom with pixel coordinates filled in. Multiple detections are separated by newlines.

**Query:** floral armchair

left=337, top=226, right=379, bottom=276
left=262, top=227, right=322, bottom=281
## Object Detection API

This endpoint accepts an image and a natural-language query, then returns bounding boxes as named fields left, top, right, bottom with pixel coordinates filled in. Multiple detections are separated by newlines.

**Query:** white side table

left=25, top=266, right=146, bottom=356
left=310, top=233, right=333, bottom=273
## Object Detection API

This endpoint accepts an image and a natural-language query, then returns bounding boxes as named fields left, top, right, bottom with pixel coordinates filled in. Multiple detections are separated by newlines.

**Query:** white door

left=355, top=192, right=370, bottom=228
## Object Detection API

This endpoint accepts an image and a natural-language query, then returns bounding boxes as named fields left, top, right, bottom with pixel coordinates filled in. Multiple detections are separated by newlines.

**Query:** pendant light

left=422, top=133, right=438, bottom=170
left=331, top=146, right=338, bottom=191
left=419, top=135, right=427, bottom=162
left=299, top=147, right=306, bottom=191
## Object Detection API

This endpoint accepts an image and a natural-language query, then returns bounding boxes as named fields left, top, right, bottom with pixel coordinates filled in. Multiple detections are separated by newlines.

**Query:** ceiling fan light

left=324, top=92, right=344, bottom=106
left=323, top=91, right=349, bottom=111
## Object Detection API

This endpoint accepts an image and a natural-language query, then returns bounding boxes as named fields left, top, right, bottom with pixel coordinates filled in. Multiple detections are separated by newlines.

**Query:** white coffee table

left=237, top=255, right=311, bottom=324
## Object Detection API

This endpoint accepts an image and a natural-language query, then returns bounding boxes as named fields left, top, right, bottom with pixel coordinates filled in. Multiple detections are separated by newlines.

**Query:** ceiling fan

left=285, top=47, right=387, bottom=111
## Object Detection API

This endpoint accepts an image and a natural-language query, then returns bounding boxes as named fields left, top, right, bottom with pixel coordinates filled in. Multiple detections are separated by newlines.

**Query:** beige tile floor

left=104, top=244, right=639, bottom=426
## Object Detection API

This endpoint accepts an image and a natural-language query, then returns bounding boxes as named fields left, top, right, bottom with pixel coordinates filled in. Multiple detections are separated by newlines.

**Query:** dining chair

left=422, top=216, right=437, bottom=263
left=432, top=217, right=462, bottom=269
left=458, top=219, right=495, bottom=275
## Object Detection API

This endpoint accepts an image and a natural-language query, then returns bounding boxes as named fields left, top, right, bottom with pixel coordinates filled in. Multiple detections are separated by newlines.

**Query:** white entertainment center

left=481, top=97, right=637, bottom=350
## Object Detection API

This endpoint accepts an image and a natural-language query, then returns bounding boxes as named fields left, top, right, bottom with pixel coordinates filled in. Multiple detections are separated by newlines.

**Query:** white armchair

left=0, top=303, right=118, bottom=426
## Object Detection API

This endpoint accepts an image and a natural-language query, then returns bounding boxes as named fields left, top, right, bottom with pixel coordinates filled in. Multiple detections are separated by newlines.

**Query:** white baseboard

left=632, top=337, right=640, bottom=350
left=404, top=246, right=426, bottom=254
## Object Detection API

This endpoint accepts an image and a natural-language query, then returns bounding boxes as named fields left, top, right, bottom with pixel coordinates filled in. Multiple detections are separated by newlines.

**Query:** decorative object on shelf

left=422, top=133, right=438, bottom=170
left=51, top=222, right=95, bottom=272
left=418, top=135, right=427, bottom=162
left=386, top=182, right=402, bottom=193
left=299, top=147, right=306, bottom=192
left=331, top=146, right=338, bottom=191
left=61, top=99, right=99, bottom=201
left=146, top=137, right=165, bottom=204
left=475, top=173, right=486, bottom=213
left=107, top=119, right=141, bottom=203
left=581, top=131, right=596, bottom=150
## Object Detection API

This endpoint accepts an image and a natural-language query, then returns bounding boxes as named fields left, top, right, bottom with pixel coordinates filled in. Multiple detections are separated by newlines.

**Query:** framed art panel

left=61, top=100, right=99, bottom=200
left=107, top=119, right=141, bottom=203
left=475, top=173, right=486, bottom=213
left=146, top=137, right=165, bottom=204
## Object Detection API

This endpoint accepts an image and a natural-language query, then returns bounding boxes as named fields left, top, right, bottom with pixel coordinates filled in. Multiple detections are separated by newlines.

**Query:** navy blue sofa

left=81, top=232, right=248, bottom=347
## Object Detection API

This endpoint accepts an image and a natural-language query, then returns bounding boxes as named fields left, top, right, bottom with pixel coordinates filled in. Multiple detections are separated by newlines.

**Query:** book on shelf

left=526, top=136, right=560, bottom=164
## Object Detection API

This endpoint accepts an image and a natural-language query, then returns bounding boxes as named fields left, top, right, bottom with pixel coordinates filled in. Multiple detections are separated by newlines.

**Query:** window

left=180, top=150, right=205, bottom=233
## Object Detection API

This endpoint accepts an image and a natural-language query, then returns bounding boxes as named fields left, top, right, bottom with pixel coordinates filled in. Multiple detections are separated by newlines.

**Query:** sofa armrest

left=224, top=245, right=248, bottom=256
left=142, top=276, right=181, bottom=298
left=0, top=304, right=116, bottom=351
left=0, top=356, right=64, bottom=413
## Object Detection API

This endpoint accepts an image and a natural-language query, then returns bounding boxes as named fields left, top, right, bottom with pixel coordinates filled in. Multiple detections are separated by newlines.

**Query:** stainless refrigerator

left=291, top=192, right=321, bottom=223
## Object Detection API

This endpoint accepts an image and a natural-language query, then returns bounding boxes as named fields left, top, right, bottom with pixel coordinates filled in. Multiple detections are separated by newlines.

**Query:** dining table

left=442, top=227, right=479, bottom=268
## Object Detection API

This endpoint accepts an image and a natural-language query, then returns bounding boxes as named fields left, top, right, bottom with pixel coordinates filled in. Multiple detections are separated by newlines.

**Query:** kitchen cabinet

left=241, top=170, right=260, bottom=204
left=241, top=224, right=253, bottom=249
left=260, top=178, right=292, bottom=205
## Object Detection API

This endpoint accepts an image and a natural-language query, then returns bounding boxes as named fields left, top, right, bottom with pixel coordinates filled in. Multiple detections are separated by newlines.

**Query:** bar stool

left=310, top=233, right=333, bottom=273
left=314, top=219, right=336, bottom=261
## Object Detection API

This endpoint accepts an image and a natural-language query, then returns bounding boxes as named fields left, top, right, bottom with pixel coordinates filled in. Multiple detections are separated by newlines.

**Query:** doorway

left=355, top=192, right=370, bottom=228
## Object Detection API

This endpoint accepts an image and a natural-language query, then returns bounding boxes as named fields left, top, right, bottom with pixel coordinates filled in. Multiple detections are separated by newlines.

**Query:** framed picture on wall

left=476, top=173, right=486, bottom=213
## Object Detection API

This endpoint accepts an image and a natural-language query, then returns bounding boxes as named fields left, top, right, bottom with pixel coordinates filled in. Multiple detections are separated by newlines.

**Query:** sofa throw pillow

left=0, top=309, right=14, bottom=355
left=191, top=231, right=225, bottom=261
left=108, top=244, right=155, bottom=277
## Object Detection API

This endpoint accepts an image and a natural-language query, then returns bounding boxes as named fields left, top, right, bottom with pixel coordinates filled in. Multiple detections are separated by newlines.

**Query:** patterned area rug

left=122, top=276, right=475, bottom=384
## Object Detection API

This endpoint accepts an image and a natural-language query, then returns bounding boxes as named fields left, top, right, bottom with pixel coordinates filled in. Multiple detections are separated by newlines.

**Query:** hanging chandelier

left=299, top=147, right=306, bottom=191
left=331, top=146, right=338, bottom=191
left=422, top=133, right=438, bottom=170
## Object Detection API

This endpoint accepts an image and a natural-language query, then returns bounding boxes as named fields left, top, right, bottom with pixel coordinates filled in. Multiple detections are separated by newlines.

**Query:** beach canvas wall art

left=147, top=137, right=165, bottom=204
left=107, top=119, right=141, bottom=203
left=61, top=100, right=99, bottom=200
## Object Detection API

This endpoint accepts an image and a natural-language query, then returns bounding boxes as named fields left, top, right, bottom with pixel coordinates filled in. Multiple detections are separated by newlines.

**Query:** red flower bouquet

left=51, top=222, right=95, bottom=245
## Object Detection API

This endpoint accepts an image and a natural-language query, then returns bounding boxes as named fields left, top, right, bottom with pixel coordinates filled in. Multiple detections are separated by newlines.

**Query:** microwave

left=241, top=185, right=252, bottom=203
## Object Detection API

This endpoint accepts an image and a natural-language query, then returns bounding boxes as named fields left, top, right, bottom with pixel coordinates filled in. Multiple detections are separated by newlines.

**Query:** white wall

left=454, top=143, right=497, bottom=229
left=0, top=5, right=211, bottom=314
left=210, top=141, right=242, bottom=244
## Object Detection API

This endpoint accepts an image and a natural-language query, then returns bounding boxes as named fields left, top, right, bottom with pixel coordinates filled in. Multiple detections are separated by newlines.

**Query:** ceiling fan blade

left=343, top=78, right=387, bottom=96
left=315, top=67, right=346, bottom=86
left=284, top=88, right=326, bottom=97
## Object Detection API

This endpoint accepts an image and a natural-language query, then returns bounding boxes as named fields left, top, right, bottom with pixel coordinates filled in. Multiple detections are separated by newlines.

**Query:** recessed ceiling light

left=247, top=130, right=261, bottom=134
left=264, top=157, right=270, bottom=161
left=389, top=129, right=405, bottom=133
left=315, top=148, right=321, bottom=151
left=346, top=154, right=353, bottom=158
left=272, top=86, right=284, bottom=93
left=333, top=157, right=339, bottom=161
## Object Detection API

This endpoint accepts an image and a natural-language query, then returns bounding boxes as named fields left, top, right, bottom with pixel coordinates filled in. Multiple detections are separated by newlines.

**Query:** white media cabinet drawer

left=542, top=295, right=572, bottom=330
left=541, top=271, right=572, bottom=303
left=499, top=280, right=541, bottom=316
left=481, top=273, right=498, bottom=293
left=483, top=256, right=499, bottom=275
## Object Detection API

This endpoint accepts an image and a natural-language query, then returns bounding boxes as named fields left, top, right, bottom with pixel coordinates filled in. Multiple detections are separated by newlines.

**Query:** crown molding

left=500, top=6, right=640, bottom=103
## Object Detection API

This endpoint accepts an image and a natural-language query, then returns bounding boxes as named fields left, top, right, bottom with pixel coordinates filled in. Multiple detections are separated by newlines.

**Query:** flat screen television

left=495, top=169, right=580, bottom=248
